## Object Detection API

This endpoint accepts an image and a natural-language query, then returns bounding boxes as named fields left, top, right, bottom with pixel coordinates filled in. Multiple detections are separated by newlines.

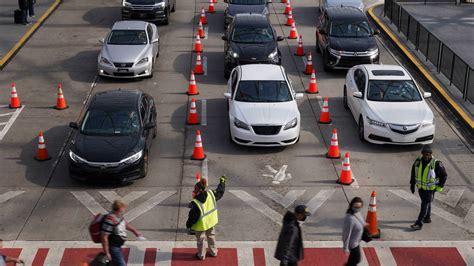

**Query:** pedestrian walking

left=186, top=176, right=226, bottom=261
left=342, top=197, right=368, bottom=266
left=0, top=239, right=24, bottom=264
left=410, top=145, right=447, bottom=230
left=100, top=199, right=145, bottom=266
left=18, top=0, right=29, bottom=25
left=274, top=205, right=311, bottom=266
left=27, top=0, right=35, bottom=18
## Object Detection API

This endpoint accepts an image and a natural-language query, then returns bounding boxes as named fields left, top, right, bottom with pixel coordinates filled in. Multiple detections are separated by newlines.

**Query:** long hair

left=346, top=197, right=363, bottom=214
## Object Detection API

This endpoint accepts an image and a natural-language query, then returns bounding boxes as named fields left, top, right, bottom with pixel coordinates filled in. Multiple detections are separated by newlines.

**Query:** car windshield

left=367, top=80, right=422, bottom=102
left=108, top=30, right=148, bottom=45
left=229, top=0, right=266, bottom=4
left=80, top=109, right=141, bottom=136
left=330, top=21, right=371, bottom=37
left=232, top=27, right=274, bottom=43
left=235, top=80, right=292, bottom=102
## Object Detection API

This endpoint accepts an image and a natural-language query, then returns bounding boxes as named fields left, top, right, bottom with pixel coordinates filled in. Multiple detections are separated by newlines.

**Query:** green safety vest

left=191, top=191, right=219, bottom=231
left=414, top=157, right=438, bottom=191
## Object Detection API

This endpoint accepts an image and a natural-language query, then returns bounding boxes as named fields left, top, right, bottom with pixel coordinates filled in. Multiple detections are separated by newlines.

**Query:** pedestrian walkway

left=3, top=240, right=473, bottom=265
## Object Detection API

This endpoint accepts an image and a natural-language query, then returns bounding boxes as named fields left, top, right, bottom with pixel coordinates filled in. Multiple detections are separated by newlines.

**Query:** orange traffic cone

left=366, top=191, right=381, bottom=238
left=286, top=10, right=294, bottom=26
left=319, top=97, right=331, bottom=124
left=284, top=0, right=292, bottom=14
left=200, top=7, right=207, bottom=25
left=306, top=70, right=318, bottom=94
left=187, top=71, right=199, bottom=95
left=54, top=83, right=68, bottom=110
left=194, top=52, right=204, bottom=75
left=304, top=52, right=313, bottom=75
left=35, top=131, right=51, bottom=161
left=191, top=130, right=206, bottom=160
left=193, top=34, right=203, bottom=53
left=281, top=0, right=287, bottom=3
left=288, top=22, right=298, bottom=39
left=9, top=83, right=21, bottom=109
left=208, top=0, right=215, bottom=13
left=213, top=0, right=217, bottom=3
left=337, top=152, right=353, bottom=185
left=198, top=21, right=206, bottom=38
left=187, top=98, right=199, bottom=125
left=326, top=128, right=340, bottom=158
left=295, top=35, right=304, bottom=56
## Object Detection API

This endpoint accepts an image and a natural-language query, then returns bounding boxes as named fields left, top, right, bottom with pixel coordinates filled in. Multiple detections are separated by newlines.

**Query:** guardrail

left=384, top=0, right=473, bottom=103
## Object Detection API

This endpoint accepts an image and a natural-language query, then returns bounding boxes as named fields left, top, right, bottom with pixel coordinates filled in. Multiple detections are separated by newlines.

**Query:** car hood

left=328, top=0, right=364, bottom=10
left=73, top=133, right=140, bottom=162
left=226, top=4, right=267, bottom=16
left=366, top=101, right=431, bottom=125
left=233, top=101, right=297, bottom=125
left=102, top=44, right=148, bottom=63
left=231, top=42, right=276, bottom=59
left=329, top=36, right=377, bottom=52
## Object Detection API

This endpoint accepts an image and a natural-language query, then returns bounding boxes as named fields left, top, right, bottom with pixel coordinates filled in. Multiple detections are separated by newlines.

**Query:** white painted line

left=71, top=191, right=107, bottom=215
left=0, top=122, right=7, bottom=126
left=260, top=189, right=305, bottom=208
left=229, top=190, right=283, bottom=226
left=457, top=244, right=474, bottom=265
left=0, top=111, right=16, bottom=117
left=302, top=56, right=307, bottom=66
left=202, top=158, right=209, bottom=183
left=263, top=243, right=279, bottom=266
left=316, top=96, right=323, bottom=109
left=43, top=246, right=65, bottom=265
left=127, top=245, right=146, bottom=266
left=124, top=191, right=176, bottom=222
left=237, top=247, right=255, bottom=266
left=203, top=56, right=208, bottom=76
left=351, top=177, right=360, bottom=189
left=263, top=165, right=292, bottom=184
left=201, top=99, right=207, bottom=126
left=389, top=190, right=474, bottom=233
left=18, top=245, right=38, bottom=265
left=374, top=246, right=397, bottom=266
left=99, top=191, right=148, bottom=205
left=436, top=189, right=464, bottom=208
left=0, top=191, right=24, bottom=204
left=0, top=105, right=24, bottom=141
left=155, top=244, right=173, bottom=266
left=464, top=204, right=474, bottom=224
left=204, top=27, right=209, bottom=40
left=305, top=190, right=335, bottom=215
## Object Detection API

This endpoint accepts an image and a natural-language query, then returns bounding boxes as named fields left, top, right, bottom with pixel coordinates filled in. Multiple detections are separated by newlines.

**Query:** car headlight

left=122, top=1, right=132, bottom=7
left=284, top=118, right=297, bottom=130
left=422, top=118, right=435, bottom=127
left=268, top=49, right=278, bottom=59
left=329, top=48, right=344, bottom=56
left=69, top=150, right=87, bottom=164
left=233, top=117, right=250, bottom=130
left=120, top=150, right=143, bottom=164
left=366, top=116, right=386, bottom=127
left=368, top=48, right=379, bottom=57
left=100, top=57, right=112, bottom=66
left=228, top=49, right=239, bottom=59
left=137, top=57, right=149, bottom=65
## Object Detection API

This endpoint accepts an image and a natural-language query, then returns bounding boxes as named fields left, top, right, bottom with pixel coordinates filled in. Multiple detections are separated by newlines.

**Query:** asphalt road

left=0, top=0, right=472, bottom=246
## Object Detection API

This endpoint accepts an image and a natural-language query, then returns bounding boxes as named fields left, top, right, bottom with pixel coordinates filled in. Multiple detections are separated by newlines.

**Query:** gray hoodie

left=342, top=212, right=364, bottom=252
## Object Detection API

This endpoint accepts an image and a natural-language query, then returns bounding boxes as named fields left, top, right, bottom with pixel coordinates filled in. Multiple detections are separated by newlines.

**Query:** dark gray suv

left=224, top=0, right=270, bottom=29
left=122, top=0, right=176, bottom=25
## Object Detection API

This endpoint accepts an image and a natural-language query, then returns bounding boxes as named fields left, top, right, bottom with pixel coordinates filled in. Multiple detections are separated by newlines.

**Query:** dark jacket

left=19, top=0, right=28, bottom=10
left=186, top=180, right=225, bottom=229
left=274, top=211, right=304, bottom=264
left=410, top=157, right=447, bottom=188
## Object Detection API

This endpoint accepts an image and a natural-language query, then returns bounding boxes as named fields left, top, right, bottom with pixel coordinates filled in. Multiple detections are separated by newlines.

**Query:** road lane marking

left=260, top=190, right=305, bottom=208
left=124, top=191, right=176, bottom=222
left=0, top=105, right=24, bottom=141
left=0, top=111, right=16, bottom=117
left=0, top=191, right=24, bottom=204
left=155, top=243, right=173, bottom=266
left=374, top=246, right=397, bottom=266
left=203, top=56, right=208, bottom=76
left=436, top=189, right=464, bottom=208
left=457, top=244, right=474, bottom=265
left=305, top=190, right=335, bottom=215
left=204, top=27, right=209, bottom=40
left=237, top=247, right=254, bottom=266
left=464, top=204, right=474, bottom=224
left=99, top=191, right=148, bottom=205
left=43, top=246, right=64, bottom=266
left=229, top=190, right=283, bottom=225
left=128, top=245, right=146, bottom=266
left=201, top=99, right=207, bottom=126
left=389, top=189, right=474, bottom=233
left=202, top=157, right=209, bottom=183
left=71, top=191, right=107, bottom=215
left=262, top=165, right=292, bottom=184
left=316, top=95, right=323, bottom=109
left=0, top=122, right=7, bottom=126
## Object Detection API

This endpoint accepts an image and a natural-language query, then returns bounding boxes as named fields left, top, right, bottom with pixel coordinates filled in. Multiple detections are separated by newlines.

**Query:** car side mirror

left=99, top=38, right=104, bottom=44
left=353, top=91, right=363, bottom=98
left=224, top=92, right=232, bottom=99
left=144, top=122, right=156, bottom=130
left=69, top=122, right=79, bottom=129
left=152, top=38, right=159, bottom=43
left=222, top=35, right=228, bottom=41
left=319, top=29, right=327, bottom=35
left=423, top=92, right=432, bottom=98
left=276, top=36, right=284, bottom=41
left=295, top=93, right=304, bottom=99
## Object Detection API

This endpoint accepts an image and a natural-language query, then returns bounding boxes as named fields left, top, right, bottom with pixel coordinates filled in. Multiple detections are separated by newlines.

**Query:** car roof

left=239, top=64, right=286, bottom=80
left=324, top=7, right=367, bottom=20
left=89, top=89, right=141, bottom=110
left=326, top=0, right=363, bottom=9
left=360, top=64, right=412, bottom=80
left=112, top=21, right=148, bottom=31
left=233, top=14, right=270, bottom=27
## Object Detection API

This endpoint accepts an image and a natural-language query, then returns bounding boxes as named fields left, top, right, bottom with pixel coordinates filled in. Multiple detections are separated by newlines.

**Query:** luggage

left=89, top=213, right=105, bottom=243
left=14, top=10, right=23, bottom=24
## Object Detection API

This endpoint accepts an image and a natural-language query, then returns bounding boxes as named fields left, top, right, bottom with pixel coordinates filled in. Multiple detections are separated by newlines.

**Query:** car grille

left=113, top=62, right=134, bottom=67
left=131, top=5, right=155, bottom=11
left=252, top=125, right=281, bottom=135
left=113, top=72, right=135, bottom=77
left=389, top=123, right=420, bottom=135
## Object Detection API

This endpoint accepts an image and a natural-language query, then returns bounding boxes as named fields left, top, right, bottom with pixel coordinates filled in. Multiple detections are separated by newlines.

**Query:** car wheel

left=140, top=150, right=149, bottom=178
left=358, top=117, right=365, bottom=142
left=171, top=3, right=176, bottom=12
left=343, top=85, right=349, bottom=109
left=315, top=37, right=321, bottom=54
left=323, top=50, right=331, bottom=72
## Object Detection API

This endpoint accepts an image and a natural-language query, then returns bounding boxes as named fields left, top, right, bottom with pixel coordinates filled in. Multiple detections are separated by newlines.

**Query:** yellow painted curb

left=0, top=0, right=62, bottom=68
left=368, top=5, right=474, bottom=129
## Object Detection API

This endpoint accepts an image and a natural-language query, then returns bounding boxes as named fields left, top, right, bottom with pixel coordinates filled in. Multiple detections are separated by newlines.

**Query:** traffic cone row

left=6, top=83, right=70, bottom=110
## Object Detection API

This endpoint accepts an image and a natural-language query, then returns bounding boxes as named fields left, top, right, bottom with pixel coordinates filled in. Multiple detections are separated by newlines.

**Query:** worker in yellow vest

left=186, top=176, right=226, bottom=260
left=410, top=145, right=447, bottom=230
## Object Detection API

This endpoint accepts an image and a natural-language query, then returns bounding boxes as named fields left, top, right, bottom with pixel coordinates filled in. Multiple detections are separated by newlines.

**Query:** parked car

left=319, top=0, right=364, bottom=14
left=98, top=21, right=159, bottom=79
left=223, top=14, right=284, bottom=78
left=68, top=90, right=157, bottom=183
left=121, top=0, right=176, bottom=25
left=316, top=7, right=379, bottom=71
left=344, top=64, right=435, bottom=144
left=224, top=64, right=303, bottom=146
left=224, top=0, right=269, bottom=29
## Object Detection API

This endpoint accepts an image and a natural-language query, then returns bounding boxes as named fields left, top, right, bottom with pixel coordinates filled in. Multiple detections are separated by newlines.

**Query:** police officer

left=410, top=145, right=447, bottom=230
left=186, top=176, right=226, bottom=260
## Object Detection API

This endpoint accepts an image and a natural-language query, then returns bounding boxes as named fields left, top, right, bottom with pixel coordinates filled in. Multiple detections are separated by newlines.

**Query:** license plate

left=117, top=68, right=128, bottom=72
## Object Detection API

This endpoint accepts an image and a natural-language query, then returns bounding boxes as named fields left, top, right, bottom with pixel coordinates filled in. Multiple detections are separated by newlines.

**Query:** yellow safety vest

left=191, top=191, right=218, bottom=231
left=414, top=157, right=438, bottom=191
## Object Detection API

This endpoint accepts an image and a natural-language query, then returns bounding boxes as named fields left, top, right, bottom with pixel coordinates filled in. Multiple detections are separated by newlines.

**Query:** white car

left=224, top=64, right=304, bottom=146
left=344, top=64, right=435, bottom=145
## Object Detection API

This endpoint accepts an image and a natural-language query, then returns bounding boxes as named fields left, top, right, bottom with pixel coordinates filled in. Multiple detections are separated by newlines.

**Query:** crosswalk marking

left=0, top=191, right=24, bottom=204
left=260, top=189, right=305, bottom=208
left=229, top=190, right=283, bottom=226
left=306, top=190, right=335, bottom=215
left=0, top=105, right=24, bottom=141
left=99, top=191, right=148, bottom=204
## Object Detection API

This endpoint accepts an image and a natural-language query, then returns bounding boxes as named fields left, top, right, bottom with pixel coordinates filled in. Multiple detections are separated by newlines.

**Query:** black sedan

left=68, top=89, right=157, bottom=183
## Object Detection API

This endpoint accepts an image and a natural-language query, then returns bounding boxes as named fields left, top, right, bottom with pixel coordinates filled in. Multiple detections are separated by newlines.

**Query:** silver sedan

left=98, top=21, right=159, bottom=78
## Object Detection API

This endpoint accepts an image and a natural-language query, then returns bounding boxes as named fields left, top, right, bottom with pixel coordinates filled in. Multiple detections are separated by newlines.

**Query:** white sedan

left=344, top=64, right=435, bottom=144
left=224, top=64, right=304, bottom=146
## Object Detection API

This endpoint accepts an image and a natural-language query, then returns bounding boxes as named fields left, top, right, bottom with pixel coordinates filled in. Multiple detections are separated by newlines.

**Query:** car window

left=147, top=25, right=153, bottom=42
left=108, top=30, right=148, bottom=45
left=231, top=26, right=274, bottom=43
left=140, top=97, right=148, bottom=123
left=229, top=0, right=266, bottom=4
left=367, top=80, right=422, bottom=102
left=354, top=69, right=366, bottom=94
left=234, top=80, right=292, bottom=102
left=80, top=109, right=140, bottom=136
left=330, top=20, right=371, bottom=37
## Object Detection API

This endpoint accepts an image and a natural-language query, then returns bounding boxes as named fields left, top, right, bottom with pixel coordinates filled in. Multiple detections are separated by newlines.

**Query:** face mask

left=351, top=208, right=360, bottom=213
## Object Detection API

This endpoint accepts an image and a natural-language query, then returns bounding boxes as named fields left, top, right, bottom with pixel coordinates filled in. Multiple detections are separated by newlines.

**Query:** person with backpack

left=342, top=197, right=369, bottom=266
left=101, top=199, right=145, bottom=266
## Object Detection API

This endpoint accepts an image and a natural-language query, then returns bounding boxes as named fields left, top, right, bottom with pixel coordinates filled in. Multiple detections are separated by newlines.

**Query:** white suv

left=224, top=64, right=303, bottom=146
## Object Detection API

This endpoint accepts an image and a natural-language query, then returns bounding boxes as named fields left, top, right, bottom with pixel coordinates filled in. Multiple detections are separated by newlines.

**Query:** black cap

left=295, top=205, right=311, bottom=216
left=421, top=145, right=432, bottom=154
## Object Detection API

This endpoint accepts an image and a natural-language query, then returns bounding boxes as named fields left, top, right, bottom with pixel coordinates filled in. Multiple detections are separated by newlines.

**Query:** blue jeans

left=109, top=246, right=126, bottom=266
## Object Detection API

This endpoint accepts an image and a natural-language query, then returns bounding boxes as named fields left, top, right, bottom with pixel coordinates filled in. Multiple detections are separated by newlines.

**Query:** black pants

left=279, top=262, right=297, bottom=266
left=416, top=189, right=435, bottom=225
left=346, top=245, right=361, bottom=266
left=20, top=9, right=28, bottom=23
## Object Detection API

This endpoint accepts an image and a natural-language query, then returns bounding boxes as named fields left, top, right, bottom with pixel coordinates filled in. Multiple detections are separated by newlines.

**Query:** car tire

left=140, top=150, right=149, bottom=178
left=358, top=117, right=366, bottom=142
left=315, top=37, right=321, bottom=54
left=323, top=50, right=331, bottom=72
left=343, top=85, right=349, bottom=109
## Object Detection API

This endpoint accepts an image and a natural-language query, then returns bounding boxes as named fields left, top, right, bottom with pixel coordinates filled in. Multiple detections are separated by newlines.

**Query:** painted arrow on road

left=260, top=190, right=305, bottom=208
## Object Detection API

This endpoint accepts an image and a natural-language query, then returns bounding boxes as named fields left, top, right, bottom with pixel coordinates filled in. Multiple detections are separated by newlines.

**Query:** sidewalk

left=0, top=0, right=60, bottom=69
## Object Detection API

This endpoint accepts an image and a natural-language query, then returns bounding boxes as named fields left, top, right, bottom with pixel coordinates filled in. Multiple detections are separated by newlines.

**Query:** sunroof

left=371, top=70, right=405, bottom=76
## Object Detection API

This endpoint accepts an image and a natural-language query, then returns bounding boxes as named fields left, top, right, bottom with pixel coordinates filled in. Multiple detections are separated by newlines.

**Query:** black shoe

left=423, top=217, right=432, bottom=223
left=410, top=223, right=422, bottom=230
left=195, top=253, right=204, bottom=261
left=23, top=22, right=31, bottom=25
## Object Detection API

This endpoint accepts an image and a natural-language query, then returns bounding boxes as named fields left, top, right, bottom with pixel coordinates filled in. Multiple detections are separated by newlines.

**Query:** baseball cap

left=421, top=145, right=432, bottom=154
left=295, top=205, right=311, bottom=216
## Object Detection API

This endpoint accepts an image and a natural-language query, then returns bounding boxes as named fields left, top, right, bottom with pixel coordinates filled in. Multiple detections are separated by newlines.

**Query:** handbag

left=362, top=228, right=373, bottom=243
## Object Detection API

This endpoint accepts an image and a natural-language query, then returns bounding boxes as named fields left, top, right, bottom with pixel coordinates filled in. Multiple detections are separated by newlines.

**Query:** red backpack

left=89, top=213, right=105, bottom=243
